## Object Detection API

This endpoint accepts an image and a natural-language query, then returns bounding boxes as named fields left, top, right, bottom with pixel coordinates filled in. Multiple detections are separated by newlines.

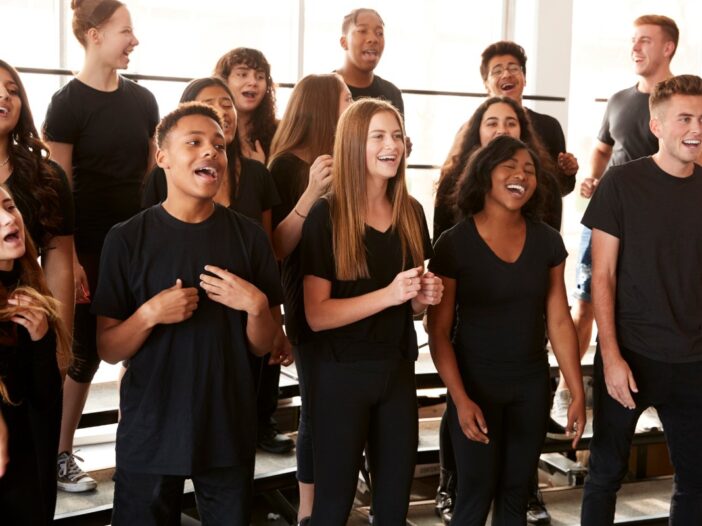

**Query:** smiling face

left=341, top=10, right=385, bottom=74
left=485, top=148, right=537, bottom=214
left=0, top=67, right=21, bottom=140
left=194, top=85, right=237, bottom=144
left=156, top=114, right=228, bottom=202
left=0, top=187, right=25, bottom=271
left=226, top=65, right=268, bottom=115
left=631, top=24, right=674, bottom=79
left=651, top=94, right=702, bottom=170
left=484, top=54, right=525, bottom=103
left=479, top=102, right=521, bottom=146
left=365, top=110, right=404, bottom=183
left=92, top=6, right=139, bottom=70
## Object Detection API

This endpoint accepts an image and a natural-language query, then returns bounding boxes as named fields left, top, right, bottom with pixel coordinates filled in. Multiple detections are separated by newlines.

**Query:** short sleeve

left=43, top=88, right=79, bottom=144
left=142, top=167, right=168, bottom=208
left=596, top=101, right=614, bottom=146
left=428, top=229, right=458, bottom=279
left=91, top=228, right=136, bottom=320
left=244, top=220, right=284, bottom=307
left=581, top=168, right=622, bottom=239
left=300, top=199, right=335, bottom=281
left=547, top=228, right=568, bottom=268
left=51, top=161, right=75, bottom=235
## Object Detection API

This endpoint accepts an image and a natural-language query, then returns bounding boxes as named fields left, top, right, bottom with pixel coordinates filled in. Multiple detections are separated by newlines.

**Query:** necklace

left=0, top=156, right=9, bottom=168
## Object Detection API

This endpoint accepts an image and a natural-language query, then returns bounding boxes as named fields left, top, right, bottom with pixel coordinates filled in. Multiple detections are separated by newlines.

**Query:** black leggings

left=449, top=368, right=550, bottom=526
left=310, top=357, right=417, bottom=525
left=69, top=251, right=101, bottom=383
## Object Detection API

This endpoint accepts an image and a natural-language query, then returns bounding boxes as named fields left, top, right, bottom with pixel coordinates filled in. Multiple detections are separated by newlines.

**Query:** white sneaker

left=550, top=388, right=572, bottom=429
left=57, top=451, right=97, bottom=492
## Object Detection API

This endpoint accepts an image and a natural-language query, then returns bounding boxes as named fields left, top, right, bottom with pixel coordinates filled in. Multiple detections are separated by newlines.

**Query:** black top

left=6, top=160, right=74, bottom=252
left=301, top=197, right=432, bottom=362
left=43, top=77, right=159, bottom=253
left=142, top=157, right=279, bottom=225
left=270, top=153, right=311, bottom=345
left=526, top=107, right=575, bottom=197
left=429, top=217, right=567, bottom=376
left=347, top=74, right=405, bottom=118
left=91, top=205, right=283, bottom=475
left=582, top=157, right=702, bottom=363
left=598, top=85, right=659, bottom=168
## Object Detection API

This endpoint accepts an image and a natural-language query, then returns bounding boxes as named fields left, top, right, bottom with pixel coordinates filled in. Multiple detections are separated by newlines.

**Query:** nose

left=0, top=85, right=8, bottom=99
left=132, top=33, right=139, bottom=47
left=0, top=208, right=16, bottom=226
left=494, top=123, right=506, bottom=137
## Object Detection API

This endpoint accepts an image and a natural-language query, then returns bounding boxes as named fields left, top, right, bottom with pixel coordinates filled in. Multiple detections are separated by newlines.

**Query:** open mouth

left=194, top=166, right=217, bottom=180
left=3, top=229, right=20, bottom=243
left=378, top=154, right=397, bottom=163
left=362, top=49, right=379, bottom=59
left=0, top=107, right=9, bottom=117
left=506, top=183, right=526, bottom=197
left=683, top=139, right=701, bottom=148
left=242, top=91, right=258, bottom=101
left=500, top=82, right=516, bottom=91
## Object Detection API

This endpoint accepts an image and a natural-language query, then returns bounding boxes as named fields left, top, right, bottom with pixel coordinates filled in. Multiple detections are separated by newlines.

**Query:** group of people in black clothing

left=1, top=2, right=702, bottom=526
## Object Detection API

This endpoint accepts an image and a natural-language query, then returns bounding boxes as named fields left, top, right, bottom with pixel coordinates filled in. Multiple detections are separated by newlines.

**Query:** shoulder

left=241, top=157, right=270, bottom=178
left=373, top=75, right=401, bottom=94
left=270, top=152, right=304, bottom=170
left=603, top=157, right=650, bottom=184
left=527, top=108, right=562, bottom=131
left=308, top=196, right=331, bottom=220
left=608, top=85, right=641, bottom=105
left=120, top=76, right=156, bottom=101
left=49, top=79, right=79, bottom=104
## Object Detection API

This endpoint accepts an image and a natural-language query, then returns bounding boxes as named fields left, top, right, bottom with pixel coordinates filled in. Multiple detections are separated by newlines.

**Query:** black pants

left=449, top=367, right=550, bottom=526
left=249, top=352, right=281, bottom=427
left=310, top=357, right=417, bottom=525
left=294, top=344, right=313, bottom=483
left=112, top=463, right=254, bottom=526
left=69, top=251, right=101, bottom=383
left=581, top=347, right=702, bottom=525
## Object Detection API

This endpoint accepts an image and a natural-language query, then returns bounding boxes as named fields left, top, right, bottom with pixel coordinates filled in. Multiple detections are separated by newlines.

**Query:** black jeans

left=581, top=346, right=702, bottom=525
left=112, top=463, right=254, bottom=526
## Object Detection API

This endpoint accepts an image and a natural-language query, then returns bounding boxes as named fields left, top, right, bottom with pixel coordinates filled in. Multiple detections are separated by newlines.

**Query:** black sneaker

left=257, top=422, right=294, bottom=454
left=526, top=490, right=551, bottom=524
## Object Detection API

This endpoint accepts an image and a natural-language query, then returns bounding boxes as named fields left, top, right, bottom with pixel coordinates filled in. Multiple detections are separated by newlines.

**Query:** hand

left=580, top=177, right=599, bottom=198
left=603, top=355, right=638, bottom=409
left=305, top=155, right=333, bottom=201
left=405, top=136, right=413, bottom=158
left=414, top=272, right=443, bottom=306
left=566, top=396, right=586, bottom=449
left=0, top=412, right=7, bottom=478
left=386, top=266, right=422, bottom=306
left=200, top=265, right=267, bottom=316
left=144, top=279, right=199, bottom=326
left=74, top=261, right=90, bottom=304
left=8, top=293, right=49, bottom=341
left=249, top=140, right=266, bottom=164
left=558, top=152, right=579, bottom=177
left=456, top=398, right=489, bottom=443
left=270, top=326, right=294, bottom=366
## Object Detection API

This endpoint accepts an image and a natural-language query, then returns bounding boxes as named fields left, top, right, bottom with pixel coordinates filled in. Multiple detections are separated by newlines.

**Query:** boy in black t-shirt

left=581, top=75, right=702, bottom=525
left=92, top=103, right=282, bottom=525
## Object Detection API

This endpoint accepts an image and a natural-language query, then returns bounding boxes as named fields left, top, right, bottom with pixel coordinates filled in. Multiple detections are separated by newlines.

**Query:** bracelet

left=294, top=208, right=307, bottom=219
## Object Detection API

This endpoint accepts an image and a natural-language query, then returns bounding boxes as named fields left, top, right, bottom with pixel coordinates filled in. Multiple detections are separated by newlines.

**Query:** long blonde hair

left=329, top=99, right=425, bottom=280
left=0, top=190, right=72, bottom=404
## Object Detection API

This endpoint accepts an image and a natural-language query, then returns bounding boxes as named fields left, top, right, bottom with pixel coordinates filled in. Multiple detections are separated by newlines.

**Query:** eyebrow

left=1, top=198, right=13, bottom=205
left=368, top=128, right=402, bottom=134
left=184, top=130, right=225, bottom=139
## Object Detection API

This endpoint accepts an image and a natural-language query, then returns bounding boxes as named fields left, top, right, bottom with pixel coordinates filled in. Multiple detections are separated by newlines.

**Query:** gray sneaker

left=57, top=451, right=97, bottom=492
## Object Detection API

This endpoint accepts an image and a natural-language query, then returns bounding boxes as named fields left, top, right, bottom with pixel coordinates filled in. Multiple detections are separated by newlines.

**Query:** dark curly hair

left=456, top=135, right=544, bottom=221
left=480, top=41, right=527, bottom=82
left=1, top=60, right=64, bottom=251
left=213, top=48, right=277, bottom=158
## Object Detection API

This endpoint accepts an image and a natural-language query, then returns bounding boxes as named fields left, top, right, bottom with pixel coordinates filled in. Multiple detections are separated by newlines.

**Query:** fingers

left=628, top=371, right=639, bottom=394
left=463, top=419, right=489, bottom=444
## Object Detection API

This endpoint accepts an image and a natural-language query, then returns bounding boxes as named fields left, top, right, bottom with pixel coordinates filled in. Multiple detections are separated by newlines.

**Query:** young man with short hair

left=581, top=74, right=702, bottom=526
left=93, top=102, right=283, bottom=524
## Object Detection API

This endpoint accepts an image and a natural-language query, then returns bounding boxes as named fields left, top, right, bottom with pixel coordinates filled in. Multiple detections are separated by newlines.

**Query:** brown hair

left=341, top=8, right=384, bottom=34
left=0, top=187, right=72, bottom=403
left=329, top=99, right=424, bottom=280
left=214, top=48, right=277, bottom=157
left=480, top=41, right=527, bottom=81
left=650, top=74, right=702, bottom=114
left=71, top=0, right=125, bottom=47
left=634, top=15, right=679, bottom=57
left=268, top=74, right=346, bottom=175
left=155, top=102, right=223, bottom=149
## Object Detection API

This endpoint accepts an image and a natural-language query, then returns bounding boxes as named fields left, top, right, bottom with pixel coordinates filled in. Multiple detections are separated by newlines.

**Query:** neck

left=652, top=150, right=695, bottom=178
left=162, top=196, right=216, bottom=223
left=77, top=54, right=120, bottom=91
left=0, top=138, right=9, bottom=160
left=476, top=201, right=524, bottom=228
left=638, top=66, right=673, bottom=94
left=237, top=112, right=253, bottom=134
left=365, top=176, right=389, bottom=206
left=338, top=63, right=374, bottom=88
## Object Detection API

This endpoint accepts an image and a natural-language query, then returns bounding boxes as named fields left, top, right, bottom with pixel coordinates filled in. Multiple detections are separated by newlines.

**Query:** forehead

left=633, top=24, right=664, bottom=40
left=232, top=64, right=265, bottom=74
left=488, top=54, right=521, bottom=68
left=368, top=110, right=401, bottom=130
left=195, top=85, right=231, bottom=100
left=171, top=114, right=223, bottom=136
left=104, top=5, right=131, bottom=27
left=660, top=94, right=702, bottom=115
left=352, top=11, right=383, bottom=29
left=482, top=102, right=518, bottom=120
left=0, top=67, right=16, bottom=83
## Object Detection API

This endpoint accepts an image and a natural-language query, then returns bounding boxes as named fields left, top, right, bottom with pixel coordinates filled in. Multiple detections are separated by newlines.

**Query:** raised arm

left=581, top=140, right=613, bottom=198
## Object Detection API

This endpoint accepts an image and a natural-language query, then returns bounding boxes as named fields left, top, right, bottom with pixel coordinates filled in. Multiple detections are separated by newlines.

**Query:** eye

left=186, top=139, right=200, bottom=146
left=393, top=133, right=403, bottom=140
left=215, top=143, right=226, bottom=151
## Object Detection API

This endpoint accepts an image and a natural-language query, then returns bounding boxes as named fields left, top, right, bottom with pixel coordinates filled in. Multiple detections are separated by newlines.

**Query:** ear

left=155, top=147, right=169, bottom=170
left=86, top=27, right=101, bottom=46
left=649, top=115, right=662, bottom=139
left=663, top=41, right=675, bottom=59
left=340, top=35, right=348, bottom=51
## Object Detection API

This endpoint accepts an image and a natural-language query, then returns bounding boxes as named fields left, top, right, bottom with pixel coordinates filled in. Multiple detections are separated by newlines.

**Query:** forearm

left=272, top=191, right=317, bottom=260
left=245, top=303, right=278, bottom=357
left=591, top=270, right=621, bottom=363
left=428, top=330, right=472, bottom=408
left=306, top=286, right=393, bottom=332
left=96, top=308, right=157, bottom=363
left=42, top=236, right=75, bottom=338
left=548, top=317, right=585, bottom=399
left=590, top=144, right=612, bottom=181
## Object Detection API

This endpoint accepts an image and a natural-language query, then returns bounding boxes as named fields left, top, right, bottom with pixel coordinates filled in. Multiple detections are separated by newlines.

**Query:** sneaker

left=57, top=451, right=97, bottom=492
left=526, top=490, right=552, bottom=524
left=550, top=389, right=572, bottom=428
left=257, top=422, right=295, bottom=454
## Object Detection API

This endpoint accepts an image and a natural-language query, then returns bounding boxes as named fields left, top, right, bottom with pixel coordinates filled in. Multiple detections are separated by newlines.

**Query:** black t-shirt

left=141, top=157, right=279, bottom=225
left=91, top=205, right=283, bottom=475
left=598, top=85, right=659, bottom=167
left=429, top=217, right=567, bottom=376
left=270, top=153, right=312, bottom=345
left=526, top=108, right=575, bottom=197
left=301, top=197, right=432, bottom=361
left=43, top=77, right=159, bottom=253
left=347, top=75, right=405, bottom=118
left=582, top=157, right=702, bottom=363
left=6, top=160, right=74, bottom=252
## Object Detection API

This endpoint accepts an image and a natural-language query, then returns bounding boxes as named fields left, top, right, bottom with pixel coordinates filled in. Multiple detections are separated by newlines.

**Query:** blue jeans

left=581, top=346, right=702, bottom=525
left=573, top=227, right=592, bottom=303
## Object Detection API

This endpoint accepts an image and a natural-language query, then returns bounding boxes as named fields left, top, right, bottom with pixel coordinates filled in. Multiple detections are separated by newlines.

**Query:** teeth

left=0, top=108, right=7, bottom=115
left=683, top=140, right=701, bottom=145
left=196, top=167, right=216, bottom=176
left=506, top=184, right=526, bottom=196
left=378, top=156, right=396, bottom=161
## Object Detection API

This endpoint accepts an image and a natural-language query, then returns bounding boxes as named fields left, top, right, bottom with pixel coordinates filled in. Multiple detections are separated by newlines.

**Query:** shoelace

left=59, top=452, right=87, bottom=480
